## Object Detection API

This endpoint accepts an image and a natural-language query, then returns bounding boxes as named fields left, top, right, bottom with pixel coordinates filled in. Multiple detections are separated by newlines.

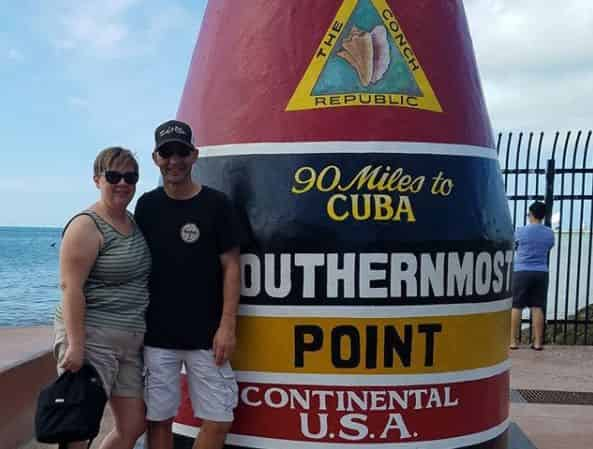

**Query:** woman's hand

left=60, top=345, right=84, bottom=372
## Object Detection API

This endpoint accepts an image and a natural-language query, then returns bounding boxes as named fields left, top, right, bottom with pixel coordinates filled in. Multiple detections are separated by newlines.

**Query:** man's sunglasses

left=156, top=146, right=193, bottom=159
left=104, top=170, right=139, bottom=185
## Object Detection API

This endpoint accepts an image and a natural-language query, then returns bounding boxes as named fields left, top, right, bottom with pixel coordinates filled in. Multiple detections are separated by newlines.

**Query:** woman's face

left=94, top=160, right=138, bottom=210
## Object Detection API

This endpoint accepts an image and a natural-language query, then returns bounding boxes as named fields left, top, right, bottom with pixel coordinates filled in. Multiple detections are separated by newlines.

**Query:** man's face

left=153, top=143, right=198, bottom=185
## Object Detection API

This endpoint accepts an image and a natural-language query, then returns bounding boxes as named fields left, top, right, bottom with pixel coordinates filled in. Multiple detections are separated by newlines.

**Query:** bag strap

left=56, top=364, right=104, bottom=449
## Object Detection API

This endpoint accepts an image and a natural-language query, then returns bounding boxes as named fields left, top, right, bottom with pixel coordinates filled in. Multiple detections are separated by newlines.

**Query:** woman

left=54, top=147, right=151, bottom=449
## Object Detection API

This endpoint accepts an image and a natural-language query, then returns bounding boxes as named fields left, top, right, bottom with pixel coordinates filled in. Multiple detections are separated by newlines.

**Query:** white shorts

left=144, top=346, right=238, bottom=423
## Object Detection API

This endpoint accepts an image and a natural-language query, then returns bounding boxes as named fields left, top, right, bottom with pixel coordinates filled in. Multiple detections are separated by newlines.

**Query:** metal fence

left=498, top=130, right=593, bottom=344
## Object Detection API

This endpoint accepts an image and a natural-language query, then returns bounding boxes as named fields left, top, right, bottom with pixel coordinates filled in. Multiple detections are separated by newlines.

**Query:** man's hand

left=60, top=344, right=84, bottom=372
left=212, top=319, right=236, bottom=366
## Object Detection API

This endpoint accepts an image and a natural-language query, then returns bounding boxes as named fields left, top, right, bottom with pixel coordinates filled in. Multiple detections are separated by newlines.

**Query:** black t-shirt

left=134, top=186, right=240, bottom=350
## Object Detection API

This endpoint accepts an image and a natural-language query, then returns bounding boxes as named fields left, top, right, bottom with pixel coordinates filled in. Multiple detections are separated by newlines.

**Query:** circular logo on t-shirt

left=180, top=223, right=200, bottom=243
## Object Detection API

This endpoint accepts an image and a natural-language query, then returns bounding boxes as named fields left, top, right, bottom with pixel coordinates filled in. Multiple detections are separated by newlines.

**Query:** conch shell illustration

left=337, top=25, right=391, bottom=87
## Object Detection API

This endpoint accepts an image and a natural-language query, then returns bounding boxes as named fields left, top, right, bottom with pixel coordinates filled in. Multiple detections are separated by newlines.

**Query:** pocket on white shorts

left=218, top=364, right=238, bottom=410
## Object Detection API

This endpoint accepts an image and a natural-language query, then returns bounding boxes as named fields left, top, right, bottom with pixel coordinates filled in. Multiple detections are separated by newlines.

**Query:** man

left=134, top=120, right=240, bottom=449
left=510, top=201, right=554, bottom=350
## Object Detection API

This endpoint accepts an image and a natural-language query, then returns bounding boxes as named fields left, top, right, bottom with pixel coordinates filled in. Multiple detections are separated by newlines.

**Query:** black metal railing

left=498, top=130, right=593, bottom=345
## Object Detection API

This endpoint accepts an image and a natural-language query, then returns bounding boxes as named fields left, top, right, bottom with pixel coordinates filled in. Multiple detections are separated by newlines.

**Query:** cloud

left=0, top=175, right=91, bottom=195
left=143, top=4, right=196, bottom=51
left=44, top=0, right=193, bottom=60
left=68, top=96, right=89, bottom=109
left=59, top=14, right=128, bottom=54
left=45, top=0, right=139, bottom=57
left=464, top=0, right=593, bottom=132
left=482, top=70, right=593, bottom=131
left=7, top=48, right=23, bottom=62
left=466, top=0, right=593, bottom=74
left=32, top=0, right=201, bottom=149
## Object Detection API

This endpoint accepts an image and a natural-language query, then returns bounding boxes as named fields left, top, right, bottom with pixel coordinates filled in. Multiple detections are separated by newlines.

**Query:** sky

left=1, top=0, right=592, bottom=227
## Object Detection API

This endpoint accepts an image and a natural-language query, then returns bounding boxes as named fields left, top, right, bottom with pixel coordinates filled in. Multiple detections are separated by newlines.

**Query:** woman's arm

left=59, top=215, right=101, bottom=372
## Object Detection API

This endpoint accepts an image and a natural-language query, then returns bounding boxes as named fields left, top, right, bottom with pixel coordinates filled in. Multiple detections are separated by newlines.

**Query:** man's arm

left=212, top=246, right=240, bottom=366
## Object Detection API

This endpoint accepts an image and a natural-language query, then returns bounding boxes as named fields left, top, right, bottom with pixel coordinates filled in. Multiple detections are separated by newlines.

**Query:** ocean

left=0, top=226, right=589, bottom=327
left=0, top=227, right=62, bottom=327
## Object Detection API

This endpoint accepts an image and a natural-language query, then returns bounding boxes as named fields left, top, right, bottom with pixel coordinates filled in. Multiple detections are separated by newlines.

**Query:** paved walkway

left=3, top=327, right=592, bottom=449
left=509, top=344, right=593, bottom=449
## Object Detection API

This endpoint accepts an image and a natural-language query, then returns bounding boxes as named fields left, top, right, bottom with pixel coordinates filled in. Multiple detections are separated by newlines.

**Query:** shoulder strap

left=62, top=211, right=105, bottom=238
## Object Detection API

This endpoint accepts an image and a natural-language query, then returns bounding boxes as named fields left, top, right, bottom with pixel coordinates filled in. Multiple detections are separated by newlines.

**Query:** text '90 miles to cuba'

left=291, top=164, right=455, bottom=223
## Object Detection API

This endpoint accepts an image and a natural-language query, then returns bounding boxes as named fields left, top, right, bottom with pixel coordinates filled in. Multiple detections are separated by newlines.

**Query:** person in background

left=510, top=201, right=555, bottom=350
left=134, top=120, right=240, bottom=449
left=55, top=147, right=151, bottom=449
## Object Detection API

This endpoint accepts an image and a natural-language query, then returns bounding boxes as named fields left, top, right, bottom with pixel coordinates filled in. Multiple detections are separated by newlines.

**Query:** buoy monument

left=173, top=1, right=514, bottom=448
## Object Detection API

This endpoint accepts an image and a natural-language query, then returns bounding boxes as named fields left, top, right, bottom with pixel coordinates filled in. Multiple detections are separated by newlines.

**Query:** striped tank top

left=55, top=210, right=152, bottom=332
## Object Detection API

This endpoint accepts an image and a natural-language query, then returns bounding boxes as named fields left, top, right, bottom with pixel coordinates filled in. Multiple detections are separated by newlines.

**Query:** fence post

left=544, top=159, right=555, bottom=226
left=543, top=158, right=556, bottom=344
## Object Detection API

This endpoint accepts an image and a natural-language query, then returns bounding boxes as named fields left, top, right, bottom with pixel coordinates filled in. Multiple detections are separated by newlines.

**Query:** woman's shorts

left=512, top=271, right=549, bottom=309
left=54, top=322, right=144, bottom=399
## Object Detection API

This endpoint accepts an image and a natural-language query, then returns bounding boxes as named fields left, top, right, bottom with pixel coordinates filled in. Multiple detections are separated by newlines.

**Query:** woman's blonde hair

left=93, top=147, right=139, bottom=177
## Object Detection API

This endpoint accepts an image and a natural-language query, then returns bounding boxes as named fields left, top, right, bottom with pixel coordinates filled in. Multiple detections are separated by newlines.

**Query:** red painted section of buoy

left=178, top=0, right=493, bottom=148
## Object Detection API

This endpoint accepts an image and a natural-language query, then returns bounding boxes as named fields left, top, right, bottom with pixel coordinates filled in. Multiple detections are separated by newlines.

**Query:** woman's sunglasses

left=103, top=170, right=139, bottom=185
left=157, top=146, right=193, bottom=159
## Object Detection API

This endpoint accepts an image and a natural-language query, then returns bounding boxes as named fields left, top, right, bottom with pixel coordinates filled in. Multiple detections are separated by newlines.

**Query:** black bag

left=35, top=363, right=107, bottom=446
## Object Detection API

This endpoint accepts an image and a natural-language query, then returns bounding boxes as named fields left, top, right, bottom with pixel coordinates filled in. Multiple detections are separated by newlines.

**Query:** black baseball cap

left=154, top=120, right=196, bottom=152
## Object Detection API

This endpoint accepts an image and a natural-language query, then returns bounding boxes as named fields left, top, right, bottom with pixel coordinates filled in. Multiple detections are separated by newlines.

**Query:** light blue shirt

left=514, top=224, right=555, bottom=272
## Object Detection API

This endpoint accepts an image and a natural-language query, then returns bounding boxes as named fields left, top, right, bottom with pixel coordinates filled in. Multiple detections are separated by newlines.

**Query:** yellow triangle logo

left=286, top=0, right=442, bottom=112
